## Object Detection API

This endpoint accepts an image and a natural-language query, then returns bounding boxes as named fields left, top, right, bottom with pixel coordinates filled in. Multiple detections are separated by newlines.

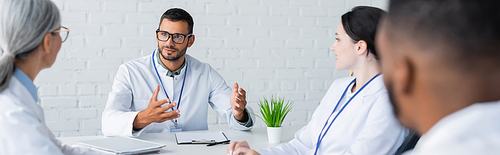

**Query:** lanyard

left=314, top=73, right=381, bottom=155
left=151, top=50, right=187, bottom=113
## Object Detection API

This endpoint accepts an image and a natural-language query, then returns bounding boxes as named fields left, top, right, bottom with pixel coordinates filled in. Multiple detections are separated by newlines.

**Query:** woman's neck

left=351, top=59, right=381, bottom=92
left=15, top=55, right=42, bottom=81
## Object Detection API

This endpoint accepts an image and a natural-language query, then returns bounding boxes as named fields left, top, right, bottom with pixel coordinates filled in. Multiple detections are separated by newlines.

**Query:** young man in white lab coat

left=102, top=8, right=253, bottom=137
left=377, top=0, right=500, bottom=154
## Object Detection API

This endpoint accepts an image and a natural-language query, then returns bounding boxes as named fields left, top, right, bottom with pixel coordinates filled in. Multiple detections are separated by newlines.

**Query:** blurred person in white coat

left=102, top=8, right=253, bottom=137
left=227, top=6, right=406, bottom=155
left=377, top=0, right=500, bottom=154
left=0, top=0, right=106, bottom=154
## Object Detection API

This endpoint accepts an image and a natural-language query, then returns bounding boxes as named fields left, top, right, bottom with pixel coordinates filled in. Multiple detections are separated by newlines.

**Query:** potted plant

left=251, top=96, right=293, bottom=143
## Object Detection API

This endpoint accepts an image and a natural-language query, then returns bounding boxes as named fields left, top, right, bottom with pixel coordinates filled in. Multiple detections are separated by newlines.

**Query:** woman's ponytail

left=0, top=49, right=15, bottom=92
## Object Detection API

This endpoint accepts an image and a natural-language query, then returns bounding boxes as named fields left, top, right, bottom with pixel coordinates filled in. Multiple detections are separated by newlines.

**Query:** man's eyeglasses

left=156, top=30, right=193, bottom=44
left=52, top=26, right=70, bottom=43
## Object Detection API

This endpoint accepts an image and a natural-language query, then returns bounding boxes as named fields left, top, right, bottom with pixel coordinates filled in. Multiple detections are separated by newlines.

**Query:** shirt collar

left=156, top=50, right=186, bottom=77
left=13, top=68, right=38, bottom=101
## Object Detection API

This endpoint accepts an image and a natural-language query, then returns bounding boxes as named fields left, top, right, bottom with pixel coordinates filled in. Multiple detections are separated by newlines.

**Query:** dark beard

left=386, top=81, right=400, bottom=118
left=158, top=43, right=188, bottom=61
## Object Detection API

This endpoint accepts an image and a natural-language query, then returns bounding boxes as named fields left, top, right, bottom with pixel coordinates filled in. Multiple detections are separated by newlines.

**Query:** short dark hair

left=159, top=8, right=194, bottom=34
left=341, top=6, right=386, bottom=60
left=386, top=0, right=500, bottom=64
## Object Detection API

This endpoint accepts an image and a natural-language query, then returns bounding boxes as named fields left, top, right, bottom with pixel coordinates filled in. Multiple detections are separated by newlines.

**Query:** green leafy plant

left=251, top=96, right=294, bottom=127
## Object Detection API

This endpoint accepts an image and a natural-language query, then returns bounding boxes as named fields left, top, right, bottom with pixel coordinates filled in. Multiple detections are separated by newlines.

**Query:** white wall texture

left=35, top=0, right=388, bottom=137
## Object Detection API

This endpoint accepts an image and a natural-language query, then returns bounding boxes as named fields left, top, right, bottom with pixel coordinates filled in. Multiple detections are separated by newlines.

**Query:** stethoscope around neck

left=151, top=50, right=187, bottom=114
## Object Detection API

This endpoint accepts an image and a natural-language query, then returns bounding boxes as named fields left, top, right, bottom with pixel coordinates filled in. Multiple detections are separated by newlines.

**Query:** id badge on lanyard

left=152, top=50, right=187, bottom=132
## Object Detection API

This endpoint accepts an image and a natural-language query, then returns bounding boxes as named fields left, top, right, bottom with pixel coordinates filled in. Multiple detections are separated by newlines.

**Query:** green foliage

left=250, top=96, right=294, bottom=127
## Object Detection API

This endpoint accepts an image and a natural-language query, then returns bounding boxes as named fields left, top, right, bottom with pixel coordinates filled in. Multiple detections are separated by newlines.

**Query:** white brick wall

left=36, top=0, right=388, bottom=137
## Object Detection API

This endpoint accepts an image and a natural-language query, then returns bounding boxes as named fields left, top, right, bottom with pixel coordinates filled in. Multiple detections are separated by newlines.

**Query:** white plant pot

left=267, top=126, right=283, bottom=143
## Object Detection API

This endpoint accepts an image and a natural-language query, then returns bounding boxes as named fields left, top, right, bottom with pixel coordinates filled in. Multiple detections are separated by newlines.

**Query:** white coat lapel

left=331, top=88, right=367, bottom=126
left=11, top=78, right=45, bottom=123
left=330, top=75, right=384, bottom=126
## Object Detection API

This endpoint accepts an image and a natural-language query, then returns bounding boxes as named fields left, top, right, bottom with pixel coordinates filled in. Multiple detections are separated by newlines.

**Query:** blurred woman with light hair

left=0, top=0, right=104, bottom=154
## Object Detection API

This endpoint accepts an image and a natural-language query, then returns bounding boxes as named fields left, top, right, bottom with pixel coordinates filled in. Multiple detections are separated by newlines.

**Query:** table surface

left=58, top=126, right=303, bottom=154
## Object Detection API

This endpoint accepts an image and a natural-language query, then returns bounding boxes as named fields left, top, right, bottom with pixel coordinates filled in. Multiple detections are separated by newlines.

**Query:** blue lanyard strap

left=314, top=73, right=381, bottom=155
left=151, top=50, right=187, bottom=112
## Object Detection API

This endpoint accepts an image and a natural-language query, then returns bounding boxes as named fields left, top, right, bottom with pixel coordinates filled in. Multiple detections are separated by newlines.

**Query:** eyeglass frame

left=156, top=29, right=193, bottom=44
left=51, top=26, right=70, bottom=43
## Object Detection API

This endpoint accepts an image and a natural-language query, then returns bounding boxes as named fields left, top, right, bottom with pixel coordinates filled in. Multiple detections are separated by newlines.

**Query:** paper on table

left=78, top=136, right=165, bottom=155
left=175, top=131, right=229, bottom=144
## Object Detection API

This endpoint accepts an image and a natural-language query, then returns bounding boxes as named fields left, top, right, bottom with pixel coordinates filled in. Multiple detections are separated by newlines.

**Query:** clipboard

left=175, top=131, right=230, bottom=146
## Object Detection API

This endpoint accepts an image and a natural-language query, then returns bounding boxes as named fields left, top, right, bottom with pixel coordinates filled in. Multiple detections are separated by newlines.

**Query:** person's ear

left=394, top=56, right=415, bottom=95
left=187, top=35, right=195, bottom=47
left=356, top=40, right=368, bottom=56
left=155, top=33, right=160, bottom=43
left=41, top=33, right=53, bottom=55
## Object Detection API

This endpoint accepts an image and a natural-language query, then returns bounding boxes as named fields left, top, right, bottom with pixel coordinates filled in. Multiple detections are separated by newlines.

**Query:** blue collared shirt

left=13, top=68, right=38, bottom=101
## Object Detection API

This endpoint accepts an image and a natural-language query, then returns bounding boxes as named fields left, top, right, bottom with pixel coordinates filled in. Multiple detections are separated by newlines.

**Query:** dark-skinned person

left=376, top=0, right=500, bottom=154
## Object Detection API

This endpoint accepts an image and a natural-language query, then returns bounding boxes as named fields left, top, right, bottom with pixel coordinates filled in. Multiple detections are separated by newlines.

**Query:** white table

left=58, top=126, right=303, bottom=154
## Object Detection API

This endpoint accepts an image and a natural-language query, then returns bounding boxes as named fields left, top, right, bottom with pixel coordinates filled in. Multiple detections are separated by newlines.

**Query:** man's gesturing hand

left=230, top=82, right=247, bottom=121
left=133, top=85, right=180, bottom=130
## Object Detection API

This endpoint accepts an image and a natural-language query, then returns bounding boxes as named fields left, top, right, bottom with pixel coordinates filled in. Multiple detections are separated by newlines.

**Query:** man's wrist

left=133, top=111, right=149, bottom=130
left=235, top=110, right=249, bottom=122
left=235, top=109, right=253, bottom=127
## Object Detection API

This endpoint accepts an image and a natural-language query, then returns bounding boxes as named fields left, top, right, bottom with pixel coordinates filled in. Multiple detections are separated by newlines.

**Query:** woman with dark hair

left=0, top=0, right=106, bottom=154
left=227, top=6, right=406, bottom=155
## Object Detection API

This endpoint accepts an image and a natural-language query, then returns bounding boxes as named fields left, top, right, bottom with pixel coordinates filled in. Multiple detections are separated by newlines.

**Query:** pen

left=206, top=140, right=231, bottom=146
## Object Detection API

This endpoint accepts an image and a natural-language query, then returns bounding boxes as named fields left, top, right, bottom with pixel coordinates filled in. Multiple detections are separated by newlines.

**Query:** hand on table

left=226, top=141, right=260, bottom=155
left=133, top=85, right=180, bottom=130
left=230, top=82, right=248, bottom=121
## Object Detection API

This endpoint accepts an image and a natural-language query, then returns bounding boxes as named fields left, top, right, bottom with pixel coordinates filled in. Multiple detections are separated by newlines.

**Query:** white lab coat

left=257, top=76, right=406, bottom=155
left=410, top=100, right=500, bottom=155
left=102, top=51, right=253, bottom=137
left=0, top=70, right=104, bottom=155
